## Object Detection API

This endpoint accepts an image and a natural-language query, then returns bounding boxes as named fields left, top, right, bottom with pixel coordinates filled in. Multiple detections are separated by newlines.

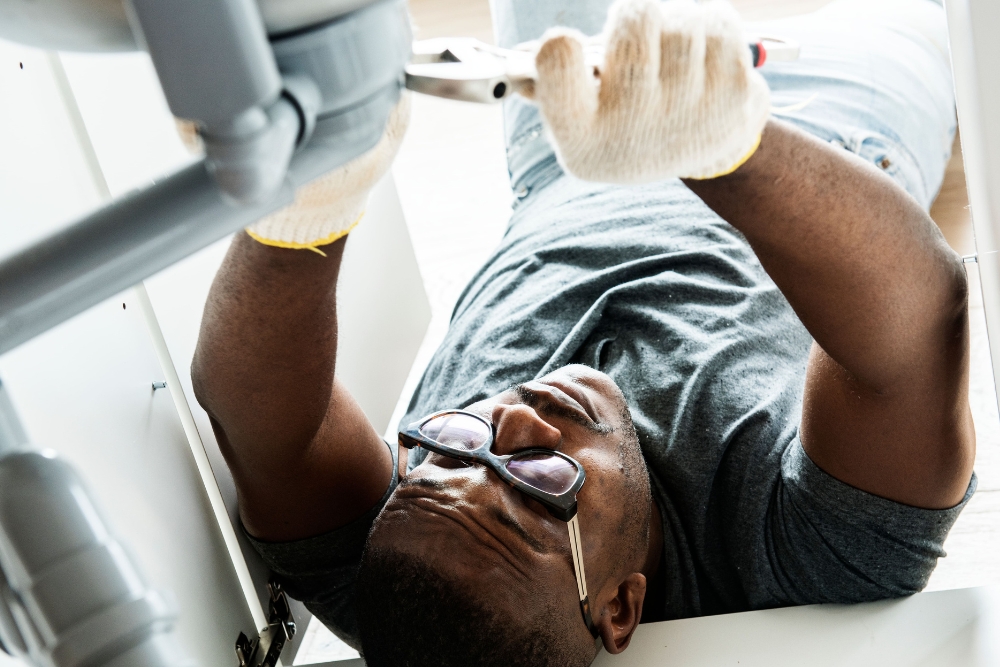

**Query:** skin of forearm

left=683, top=119, right=969, bottom=393
left=191, top=231, right=360, bottom=521
left=192, top=233, right=392, bottom=538
left=193, top=233, right=344, bottom=456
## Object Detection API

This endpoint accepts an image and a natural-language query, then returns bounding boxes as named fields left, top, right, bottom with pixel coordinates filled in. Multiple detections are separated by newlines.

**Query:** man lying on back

left=192, top=0, right=975, bottom=664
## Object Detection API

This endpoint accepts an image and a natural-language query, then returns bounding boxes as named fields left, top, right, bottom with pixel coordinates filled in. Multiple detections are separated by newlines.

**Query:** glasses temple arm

left=568, top=514, right=598, bottom=637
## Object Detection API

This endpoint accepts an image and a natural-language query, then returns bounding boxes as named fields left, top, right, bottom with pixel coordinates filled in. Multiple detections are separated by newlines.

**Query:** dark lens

left=419, top=413, right=491, bottom=451
left=506, top=453, right=579, bottom=495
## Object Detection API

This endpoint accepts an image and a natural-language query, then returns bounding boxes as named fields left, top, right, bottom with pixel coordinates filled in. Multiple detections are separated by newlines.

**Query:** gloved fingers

left=534, top=28, right=598, bottom=140
left=683, top=2, right=771, bottom=179
left=383, top=91, right=412, bottom=149
left=600, top=0, right=664, bottom=110
left=700, top=1, right=754, bottom=95
left=311, top=92, right=411, bottom=199
left=174, top=118, right=203, bottom=154
left=246, top=93, right=411, bottom=249
left=658, top=1, right=706, bottom=96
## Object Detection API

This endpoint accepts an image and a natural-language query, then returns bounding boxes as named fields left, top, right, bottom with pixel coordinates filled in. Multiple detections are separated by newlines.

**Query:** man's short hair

left=356, top=542, right=593, bottom=667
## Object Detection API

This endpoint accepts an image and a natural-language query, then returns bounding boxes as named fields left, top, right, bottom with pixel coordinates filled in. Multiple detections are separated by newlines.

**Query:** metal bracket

left=404, top=35, right=801, bottom=105
left=405, top=38, right=537, bottom=104
left=235, top=580, right=297, bottom=667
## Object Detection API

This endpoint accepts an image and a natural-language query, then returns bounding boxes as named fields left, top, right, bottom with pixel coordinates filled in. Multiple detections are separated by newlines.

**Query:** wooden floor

left=303, top=0, right=998, bottom=661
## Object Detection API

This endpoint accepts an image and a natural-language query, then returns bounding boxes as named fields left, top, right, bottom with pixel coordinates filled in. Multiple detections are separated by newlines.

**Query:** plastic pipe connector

left=0, top=449, right=193, bottom=667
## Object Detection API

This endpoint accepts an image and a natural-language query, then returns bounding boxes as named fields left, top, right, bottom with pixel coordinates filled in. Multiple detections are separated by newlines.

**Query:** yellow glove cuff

left=246, top=212, right=364, bottom=257
left=689, top=133, right=762, bottom=180
left=244, top=93, right=410, bottom=256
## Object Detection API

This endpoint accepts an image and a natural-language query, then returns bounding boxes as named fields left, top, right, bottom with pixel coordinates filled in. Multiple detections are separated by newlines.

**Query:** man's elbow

left=919, top=247, right=970, bottom=357
left=932, top=250, right=975, bottom=507
left=943, top=250, right=970, bottom=327
left=190, top=345, right=223, bottom=424
left=936, top=252, right=972, bottom=379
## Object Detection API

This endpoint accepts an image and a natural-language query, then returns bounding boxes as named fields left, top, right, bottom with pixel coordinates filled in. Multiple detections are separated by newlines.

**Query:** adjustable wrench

left=405, top=36, right=800, bottom=104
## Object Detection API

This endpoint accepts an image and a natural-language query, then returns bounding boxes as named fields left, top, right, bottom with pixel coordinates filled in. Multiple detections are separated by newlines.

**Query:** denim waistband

left=497, top=0, right=955, bottom=212
left=505, top=110, right=932, bottom=214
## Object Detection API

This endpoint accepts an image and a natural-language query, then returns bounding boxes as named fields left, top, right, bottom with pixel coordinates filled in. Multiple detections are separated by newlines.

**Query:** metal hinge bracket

left=235, top=580, right=297, bottom=667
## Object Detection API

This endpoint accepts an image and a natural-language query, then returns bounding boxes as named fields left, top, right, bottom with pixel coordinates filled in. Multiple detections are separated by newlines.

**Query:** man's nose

left=490, top=402, right=562, bottom=455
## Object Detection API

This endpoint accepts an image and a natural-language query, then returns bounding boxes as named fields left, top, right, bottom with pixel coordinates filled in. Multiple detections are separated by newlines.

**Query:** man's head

left=356, top=364, right=655, bottom=666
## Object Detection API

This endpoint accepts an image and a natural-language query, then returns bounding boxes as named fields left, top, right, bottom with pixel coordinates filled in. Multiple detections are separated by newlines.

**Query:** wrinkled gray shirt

left=249, top=175, right=973, bottom=650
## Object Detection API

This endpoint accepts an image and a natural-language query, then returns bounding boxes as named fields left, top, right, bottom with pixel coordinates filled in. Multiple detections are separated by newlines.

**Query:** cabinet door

left=1, top=31, right=430, bottom=666
left=0, top=294, right=258, bottom=666
left=0, top=39, right=258, bottom=665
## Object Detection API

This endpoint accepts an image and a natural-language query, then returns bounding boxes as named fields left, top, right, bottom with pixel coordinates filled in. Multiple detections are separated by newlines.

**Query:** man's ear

left=595, top=573, right=646, bottom=654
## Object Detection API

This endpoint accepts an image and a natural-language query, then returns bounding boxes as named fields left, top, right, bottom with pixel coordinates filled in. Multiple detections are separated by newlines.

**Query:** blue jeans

left=492, top=0, right=956, bottom=211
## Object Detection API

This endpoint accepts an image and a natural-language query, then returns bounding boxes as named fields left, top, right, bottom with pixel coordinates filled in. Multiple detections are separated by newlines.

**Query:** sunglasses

left=398, top=410, right=598, bottom=637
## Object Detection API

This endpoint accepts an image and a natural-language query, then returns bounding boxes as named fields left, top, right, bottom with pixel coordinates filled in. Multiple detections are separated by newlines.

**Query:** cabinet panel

left=0, top=38, right=257, bottom=666
left=0, top=294, right=256, bottom=666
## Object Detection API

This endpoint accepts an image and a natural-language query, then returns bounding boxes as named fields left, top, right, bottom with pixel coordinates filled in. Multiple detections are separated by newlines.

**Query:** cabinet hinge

left=235, top=580, right=297, bottom=667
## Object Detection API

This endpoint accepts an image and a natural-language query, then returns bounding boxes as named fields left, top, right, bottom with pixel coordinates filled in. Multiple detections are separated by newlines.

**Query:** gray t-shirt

left=248, top=174, right=974, bottom=650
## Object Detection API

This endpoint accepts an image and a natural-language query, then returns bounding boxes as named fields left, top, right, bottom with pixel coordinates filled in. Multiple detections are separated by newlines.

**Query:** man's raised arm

left=529, top=0, right=973, bottom=509
left=191, top=99, right=409, bottom=541
left=192, top=236, right=392, bottom=541
left=684, top=119, right=974, bottom=510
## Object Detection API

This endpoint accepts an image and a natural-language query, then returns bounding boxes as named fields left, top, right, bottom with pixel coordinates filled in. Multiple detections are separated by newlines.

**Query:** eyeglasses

left=398, top=410, right=597, bottom=637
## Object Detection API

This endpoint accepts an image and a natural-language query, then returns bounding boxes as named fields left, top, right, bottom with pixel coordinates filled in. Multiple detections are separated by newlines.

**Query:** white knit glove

left=247, top=94, right=411, bottom=253
left=531, top=0, right=770, bottom=183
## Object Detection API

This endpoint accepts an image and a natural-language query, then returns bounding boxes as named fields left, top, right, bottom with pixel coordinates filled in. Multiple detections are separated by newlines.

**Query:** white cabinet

left=0, top=35, right=428, bottom=666
left=0, top=293, right=256, bottom=666
left=595, top=586, right=1000, bottom=667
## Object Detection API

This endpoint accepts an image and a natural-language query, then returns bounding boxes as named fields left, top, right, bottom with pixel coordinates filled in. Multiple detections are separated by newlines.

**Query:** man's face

left=370, top=364, right=651, bottom=644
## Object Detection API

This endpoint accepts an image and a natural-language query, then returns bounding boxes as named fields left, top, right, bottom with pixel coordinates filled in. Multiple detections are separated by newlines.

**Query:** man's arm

left=684, top=119, right=974, bottom=510
left=191, top=234, right=392, bottom=541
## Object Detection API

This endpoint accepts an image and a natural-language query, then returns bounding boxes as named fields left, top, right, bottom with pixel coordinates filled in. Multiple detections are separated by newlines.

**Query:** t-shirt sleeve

left=243, top=440, right=399, bottom=651
left=742, top=436, right=975, bottom=608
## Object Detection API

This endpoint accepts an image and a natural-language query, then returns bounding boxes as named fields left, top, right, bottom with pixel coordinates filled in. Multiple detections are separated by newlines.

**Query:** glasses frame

left=398, top=409, right=598, bottom=638
left=399, top=409, right=585, bottom=520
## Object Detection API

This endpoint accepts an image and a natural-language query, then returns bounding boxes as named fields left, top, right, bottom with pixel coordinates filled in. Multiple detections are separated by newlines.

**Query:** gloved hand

left=247, top=93, right=411, bottom=254
left=531, top=0, right=770, bottom=183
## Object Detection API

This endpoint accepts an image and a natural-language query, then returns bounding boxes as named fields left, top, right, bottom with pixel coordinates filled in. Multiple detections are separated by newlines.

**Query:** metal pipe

left=0, top=161, right=293, bottom=357
left=0, top=75, right=398, bottom=358
left=0, top=0, right=389, bottom=52
left=0, top=449, right=192, bottom=667
left=0, top=380, right=27, bottom=455
left=0, top=0, right=405, bottom=357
